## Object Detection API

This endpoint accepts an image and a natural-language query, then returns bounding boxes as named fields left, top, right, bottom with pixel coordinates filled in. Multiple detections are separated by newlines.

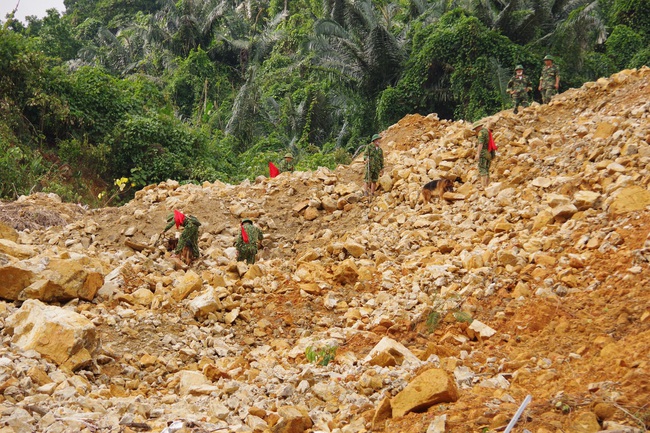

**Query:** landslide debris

left=1, top=68, right=649, bottom=433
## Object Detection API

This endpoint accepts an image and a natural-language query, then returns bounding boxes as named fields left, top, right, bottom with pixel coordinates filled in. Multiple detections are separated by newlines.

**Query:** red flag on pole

left=269, top=161, right=280, bottom=178
left=241, top=223, right=249, bottom=243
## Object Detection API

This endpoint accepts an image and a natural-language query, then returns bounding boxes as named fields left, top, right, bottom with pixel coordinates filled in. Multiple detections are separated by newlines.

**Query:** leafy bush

left=0, top=141, right=38, bottom=199
left=606, top=25, right=644, bottom=69
left=608, top=0, right=650, bottom=40
left=377, top=9, right=531, bottom=125
left=57, top=137, right=110, bottom=178
left=628, top=47, right=650, bottom=69
left=580, top=52, right=618, bottom=81
left=108, top=113, right=209, bottom=186
left=67, top=66, right=133, bottom=142
left=299, top=148, right=351, bottom=171
left=167, top=48, right=218, bottom=120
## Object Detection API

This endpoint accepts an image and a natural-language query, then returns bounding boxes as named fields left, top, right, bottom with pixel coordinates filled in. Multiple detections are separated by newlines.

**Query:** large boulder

left=171, top=269, right=203, bottom=302
left=573, top=191, right=602, bottom=210
left=332, top=258, right=359, bottom=285
left=391, top=369, right=459, bottom=418
left=0, top=255, right=104, bottom=302
left=0, top=221, right=18, bottom=242
left=5, top=299, right=98, bottom=371
left=608, top=186, right=650, bottom=214
left=0, top=239, right=36, bottom=259
left=271, top=406, right=313, bottom=433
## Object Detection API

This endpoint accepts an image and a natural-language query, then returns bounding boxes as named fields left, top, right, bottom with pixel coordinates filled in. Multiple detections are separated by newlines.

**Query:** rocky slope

left=1, top=67, right=649, bottom=433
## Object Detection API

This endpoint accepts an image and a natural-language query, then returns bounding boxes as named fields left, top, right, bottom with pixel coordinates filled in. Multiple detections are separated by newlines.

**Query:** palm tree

left=222, top=9, right=287, bottom=149
left=153, top=0, right=233, bottom=57
left=536, top=0, right=606, bottom=66
left=309, top=0, right=407, bottom=97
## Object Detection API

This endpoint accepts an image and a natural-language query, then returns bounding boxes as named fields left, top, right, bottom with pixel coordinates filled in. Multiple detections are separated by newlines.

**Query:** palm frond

left=488, top=57, right=511, bottom=107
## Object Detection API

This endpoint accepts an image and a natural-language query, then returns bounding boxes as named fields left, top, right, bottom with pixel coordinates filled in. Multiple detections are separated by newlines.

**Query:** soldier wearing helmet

left=278, top=153, right=295, bottom=173
left=235, top=219, right=264, bottom=264
left=507, top=64, right=532, bottom=114
left=364, top=133, right=384, bottom=197
left=539, top=55, right=560, bottom=104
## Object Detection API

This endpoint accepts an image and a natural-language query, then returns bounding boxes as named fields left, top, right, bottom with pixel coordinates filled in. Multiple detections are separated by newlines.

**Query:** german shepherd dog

left=420, top=178, right=463, bottom=204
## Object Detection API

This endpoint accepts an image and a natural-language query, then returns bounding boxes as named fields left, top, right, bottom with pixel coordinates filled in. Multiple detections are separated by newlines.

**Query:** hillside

left=1, top=67, right=649, bottom=433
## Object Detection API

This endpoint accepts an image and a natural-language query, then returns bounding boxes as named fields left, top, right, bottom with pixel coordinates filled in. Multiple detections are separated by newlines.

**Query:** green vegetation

left=1, top=0, right=648, bottom=204
left=425, top=310, right=442, bottom=333
left=305, top=345, right=337, bottom=366
left=453, top=310, right=473, bottom=323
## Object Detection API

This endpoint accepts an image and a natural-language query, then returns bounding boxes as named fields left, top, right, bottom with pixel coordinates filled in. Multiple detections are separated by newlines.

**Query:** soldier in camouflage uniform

left=278, top=153, right=295, bottom=173
left=538, top=55, right=560, bottom=104
left=507, top=65, right=532, bottom=114
left=364, top=133, right=384, bottom=196
left=163, top=210, right=201, bottom=265
left=235, top=219, right=264, bottom=264
left=473, top=121, right=494, bottom=190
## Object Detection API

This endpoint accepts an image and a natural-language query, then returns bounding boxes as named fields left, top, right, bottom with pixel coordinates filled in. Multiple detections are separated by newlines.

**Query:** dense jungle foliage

left=1, top=0, right=648, bottom=205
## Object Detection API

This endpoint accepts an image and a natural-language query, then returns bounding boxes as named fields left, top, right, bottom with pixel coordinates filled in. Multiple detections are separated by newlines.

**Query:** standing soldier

left=507, top=65, right=532, bottom=114
left=278, top=153, right=295, bottom=173
left=473, top=121, right=495, bottom=190
left=538, top=55, right=560, bottom=104
left=162, top=210, right=201, bottom=265
left=235, top=219, right=264, bottom=264
left=364, top=133, right=384, bottom=197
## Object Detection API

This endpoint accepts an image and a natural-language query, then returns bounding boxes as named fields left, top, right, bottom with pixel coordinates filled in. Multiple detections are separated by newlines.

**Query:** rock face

left=391, top=369, right=459, bottom=418
left=5, top=299, right=99, bottom=371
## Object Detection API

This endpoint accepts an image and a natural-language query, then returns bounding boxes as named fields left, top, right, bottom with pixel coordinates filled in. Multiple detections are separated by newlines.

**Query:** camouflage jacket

left=235, top=224, right=263, bottom=250
left=507, top=74, right=532, bottom=96
left=478, top=128, right=489, bottom=150
left=163, top=214, right=201, bottom=233
left=278, top=159, right=295, bottom=172
left=540, top=64, right=560, bottom=89
left=364, top=143, right=384, bottom=172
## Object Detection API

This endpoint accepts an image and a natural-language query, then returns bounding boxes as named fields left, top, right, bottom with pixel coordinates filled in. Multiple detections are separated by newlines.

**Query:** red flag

left=241, top=223, right=249, bottom=243
left=269, top=161, right=280, bottom=178
left=173, top=210, right=186, bottom=229
left=487, top=130, right=498, bottom=152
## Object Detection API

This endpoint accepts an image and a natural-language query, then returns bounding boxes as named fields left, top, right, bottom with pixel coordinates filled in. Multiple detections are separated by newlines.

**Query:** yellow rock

left=608, top=186, right=650, bottom=214
left=391, top=369, right=459, bottom=418
left=593, top=122, right=617, bottom=139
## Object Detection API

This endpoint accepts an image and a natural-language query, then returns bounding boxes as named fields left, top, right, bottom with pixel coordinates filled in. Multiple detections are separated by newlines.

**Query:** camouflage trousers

left=175, top=232, right=199, bottom=259
left=365, top=165, right=381, bottom=182
left=512, top=96, right=529, bottom=112
left=478, top=149, right=494, bottom=176
left=237, top=245, right=258, bottom=264
left=540, top=87, right=557, bottom=104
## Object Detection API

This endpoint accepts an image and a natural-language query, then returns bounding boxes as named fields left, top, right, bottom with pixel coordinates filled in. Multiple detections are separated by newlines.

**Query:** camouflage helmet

left=515, top=64, right=524, bottom=71
left=241, top=219, right=253, bottom=225
left=371, top=133, right=381, bottom=141
left=543, top=55, right=554, bottom=61
left=472, top=120, right=485, bottom=130
left=283, top=153, right=293, bottom=159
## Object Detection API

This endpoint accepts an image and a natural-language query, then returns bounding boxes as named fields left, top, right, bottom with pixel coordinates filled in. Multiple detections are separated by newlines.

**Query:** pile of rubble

left=1, top=67, right=649, bottom=433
